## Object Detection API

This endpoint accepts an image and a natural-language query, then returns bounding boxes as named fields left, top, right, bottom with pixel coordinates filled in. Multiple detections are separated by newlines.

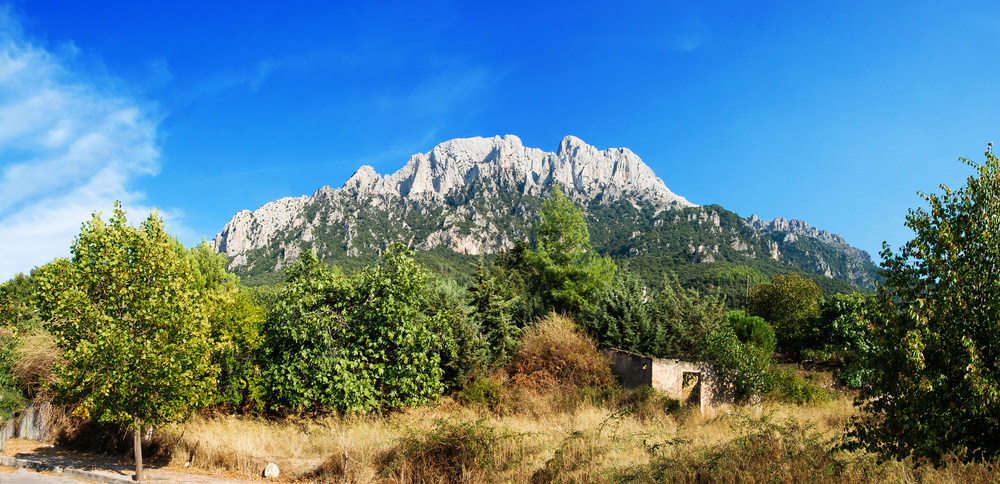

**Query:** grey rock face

left=207, top=135, right=876, bottom=289
left=209, top=135, right=693, bottom=269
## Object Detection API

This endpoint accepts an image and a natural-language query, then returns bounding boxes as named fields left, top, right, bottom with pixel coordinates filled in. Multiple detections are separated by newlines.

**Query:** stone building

left=603, top=348, right=720, bottom=415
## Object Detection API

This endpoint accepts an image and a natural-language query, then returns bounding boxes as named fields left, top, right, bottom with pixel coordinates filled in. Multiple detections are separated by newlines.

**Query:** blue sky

left=1, top=1, right=999, bottom=280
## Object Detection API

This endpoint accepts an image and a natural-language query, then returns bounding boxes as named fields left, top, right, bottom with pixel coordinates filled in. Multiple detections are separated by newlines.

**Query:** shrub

left=459, top=378, right=505, bottom=412
left=767, top=366, right=831, bottom=405
left=263, top=247, right=446, bottom=413
left=379, top=419, right=513, bottom=483
left=702, top=327, right=773, bottom=403
left=12, top=328, right=60, bottom=400
left=614, top=385, right=682, bottom=421
left=505, top=313, right=615, bottom=391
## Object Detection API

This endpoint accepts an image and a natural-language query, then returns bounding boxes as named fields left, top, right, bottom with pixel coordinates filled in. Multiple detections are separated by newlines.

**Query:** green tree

left=653, top=276, right=728, bottom=359
left=743, top=273, right=823, bottom=352
left=263, top=247, right=447, bottom=413
left=847, top=147, right=1000, bottom=465
left=702, top=326, right=773, bottom=403
left=470, top=259, right=523, bottom=365
left=426, top=277, right=484, bottom=390
left=582, top=272, right=726, bottom=361
left=532, top=186, right=616, bottom=315
left=582, top=271, right=655, bottom=353
left=261, top=251, right=350, bottom=412
left=186, top=243, right=266, bottom=412
left=536, top=185, right=591, bottom=267
left=727, top=310, right=776, bottom=355
left=36, top=203, right=215, bottom=482
left=806, top=293, right=877, bottom=387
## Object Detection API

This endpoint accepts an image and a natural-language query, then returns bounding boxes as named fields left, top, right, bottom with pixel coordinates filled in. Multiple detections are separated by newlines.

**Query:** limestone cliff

left=208, top=135, right=877, bottom=289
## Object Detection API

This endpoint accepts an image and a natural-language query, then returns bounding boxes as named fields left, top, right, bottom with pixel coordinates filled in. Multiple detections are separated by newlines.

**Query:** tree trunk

left=133, top=418, right=144, bottom=482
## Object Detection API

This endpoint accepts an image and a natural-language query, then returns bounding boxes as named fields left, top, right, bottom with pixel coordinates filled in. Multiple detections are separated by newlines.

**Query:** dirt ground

left=1, top=439, right=276, bottom=483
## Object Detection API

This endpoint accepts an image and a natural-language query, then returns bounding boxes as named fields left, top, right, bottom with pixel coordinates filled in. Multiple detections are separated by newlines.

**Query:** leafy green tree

left=536, top=185, right=591, bottom=267
left=848, top=147, right=1000, bottom=465
left=263, top=246, right=447, bottom=413
left=207, top=288, right=266, bottom=411
left=702, top=326, right=773, bottom=403
left=806, top=293, right=877, bottom=387
left=261, top=251, right=349, bottom=412
left=653, top=276, right=727, bottom=359
left=186, top=243, right=266, bottom=412
left=188, top=241, right=239, bottom=292
left=743, top=273, right=823, bottom=352
left=532, top=186, right=616, bottom=315
left=36, top=203, right=215, bottom=482
left=727, top=310, right=776, bottom=355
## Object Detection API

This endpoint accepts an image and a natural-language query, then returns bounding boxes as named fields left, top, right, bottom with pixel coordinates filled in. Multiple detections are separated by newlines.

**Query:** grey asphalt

left=0, top=468, right=96, bottom=483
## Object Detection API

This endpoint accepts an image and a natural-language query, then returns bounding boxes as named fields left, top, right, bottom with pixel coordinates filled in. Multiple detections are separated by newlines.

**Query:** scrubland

left=91, top=314, right=990, bottom=483
left=147, top=392, right=994, bottom=483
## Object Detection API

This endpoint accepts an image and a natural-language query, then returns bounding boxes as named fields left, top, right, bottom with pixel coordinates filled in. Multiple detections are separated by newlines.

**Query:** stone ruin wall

left=603, top=348, right=722, bottom=415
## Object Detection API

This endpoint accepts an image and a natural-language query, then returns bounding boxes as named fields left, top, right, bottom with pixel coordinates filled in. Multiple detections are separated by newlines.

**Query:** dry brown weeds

left=149, top=392, right=1000, bottom=483
left=12, top=328, right=60, bottom=400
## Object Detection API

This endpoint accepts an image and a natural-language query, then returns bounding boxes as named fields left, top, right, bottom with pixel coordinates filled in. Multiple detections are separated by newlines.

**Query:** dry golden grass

left=152, top=390, right=1000, bottom=483
left=142, top=322, right=997, bottom=483
left=12, top=328, right=60, bottom=400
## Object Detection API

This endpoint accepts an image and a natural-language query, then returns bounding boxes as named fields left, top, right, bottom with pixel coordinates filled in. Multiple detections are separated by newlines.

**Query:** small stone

left=263, top=462, right=280, bottom=479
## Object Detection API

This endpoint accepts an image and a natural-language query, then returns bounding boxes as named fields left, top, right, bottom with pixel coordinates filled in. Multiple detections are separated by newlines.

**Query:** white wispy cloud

left=0, top=8, right=174, bottom=280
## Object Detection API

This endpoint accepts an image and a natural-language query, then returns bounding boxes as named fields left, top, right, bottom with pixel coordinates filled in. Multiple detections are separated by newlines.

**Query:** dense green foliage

left=37, top=205, right=216, bottom=428
left=582, top=273, right=727, bottom=361
left=186, top=243, right=268, bottom=411
left=532, top=186, right=617, bottom=315
left=743, top=273, right=824, bottom=352
left=728, top=310, right=776, bottom=355
left=848, top=148, right=1000, bottom=466
left=801, top=293, right=877, bottom=387
left=34, top=204, right=217, bottom=480
left=702, top=326, right=774, bottom=403
left=261, top=247, right=461, bottom=413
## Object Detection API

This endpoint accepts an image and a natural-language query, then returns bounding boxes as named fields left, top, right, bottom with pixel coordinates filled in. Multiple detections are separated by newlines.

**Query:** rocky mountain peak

left=207, top=135, right=877, bottom=291
left=209, top=135, right=695, bottom=267
left=328, top=135, right=693, bottom=205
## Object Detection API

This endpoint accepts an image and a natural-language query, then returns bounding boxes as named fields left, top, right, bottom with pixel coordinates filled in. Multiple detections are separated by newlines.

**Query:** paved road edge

left=0, top=455, right=136, bottom=483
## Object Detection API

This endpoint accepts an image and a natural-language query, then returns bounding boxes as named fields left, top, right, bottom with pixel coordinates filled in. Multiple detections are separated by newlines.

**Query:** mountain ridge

left=208, top=135, right=876, bottom=292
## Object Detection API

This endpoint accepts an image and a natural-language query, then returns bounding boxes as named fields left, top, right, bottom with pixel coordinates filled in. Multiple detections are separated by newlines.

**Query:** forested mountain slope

left=209, top=135, right=876, bottom=295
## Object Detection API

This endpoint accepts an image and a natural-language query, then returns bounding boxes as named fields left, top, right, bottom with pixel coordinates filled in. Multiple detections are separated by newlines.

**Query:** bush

left=379, top=419, right=513, bottom=483
left=766, top=366, right=831, bottom=405
left=263, top=247, right=447, bottom=413
left=12, top=328, right=60, bottom=401
left=459, top=378, right=505, bottom=412
left=702, top=327, right=773, bottom=403
left=505, top=313, right=615, bottom=391
left=614, top=386, right=682, bottom=421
